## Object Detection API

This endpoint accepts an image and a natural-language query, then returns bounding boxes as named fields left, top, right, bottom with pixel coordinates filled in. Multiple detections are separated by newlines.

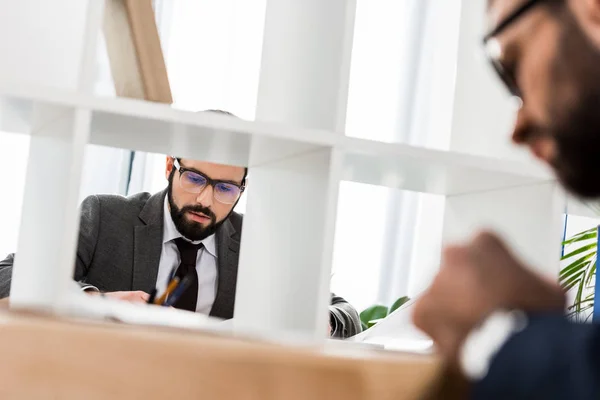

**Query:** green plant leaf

left=562, top=250, right=596, bottom=266
left=585, top=258, right=597, bottom=286
left=562, top=229, right=597, bottom=245
left=559, top=258, right=592, bottom=281
left=359, top=305, right=388, bottom=328
left=575, top=270, right=586, bottom=314
left=566, top=226, right=597, bottom=238
left=567, top=305, right=594, bottom=321
left=568, top=297, right=595, bottom=310
left=558, top=259, right=592, bottom=282
left=561, top=243, right=597, bottom=260
left=561, top=226, right=597, bottom=320
left=568, top=304, right=594, bottom=321
left=585, top=309, right=595, bottom=323
left=389, top=296, right=411, bottom=314
left=562, top=271, right=585, bottom=291
left=584, top=292, right=595, bottom=301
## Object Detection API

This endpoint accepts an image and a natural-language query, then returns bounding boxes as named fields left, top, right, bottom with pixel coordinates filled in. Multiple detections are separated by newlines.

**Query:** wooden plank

left=103, top=0, right=172, bottom=103
left=103, top=0, right=145, bottom=100
left=123, top=0, right=172, bottom=103
left=0, top=311, right=440, bottom=399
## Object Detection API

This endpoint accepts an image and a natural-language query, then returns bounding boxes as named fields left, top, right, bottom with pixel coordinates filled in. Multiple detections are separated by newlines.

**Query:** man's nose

left=511, top=104, right=530, bottom=145
left=195, top=185, right=214, bottom=207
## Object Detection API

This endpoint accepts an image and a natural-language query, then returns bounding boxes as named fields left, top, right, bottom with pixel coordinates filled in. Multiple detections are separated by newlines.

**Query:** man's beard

left=546, top=9, right=600, bottom=199
left=167, top=173, right=229, bottom=241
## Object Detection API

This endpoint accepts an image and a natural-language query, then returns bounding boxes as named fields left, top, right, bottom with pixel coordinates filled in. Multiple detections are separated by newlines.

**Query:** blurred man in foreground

left=414, top=1, right=600, bottom=398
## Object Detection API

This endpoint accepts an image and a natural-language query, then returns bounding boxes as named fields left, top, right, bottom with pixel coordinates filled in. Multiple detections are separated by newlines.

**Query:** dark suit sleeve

left=473, top=314, right=600, bottom=400
left=0, top=195, right=102, bottom=298
left=329, top=293, right=362, bottom=339
left=0, top=253, right=15, bottom=298
left=74, top=195, right=101, bottom=284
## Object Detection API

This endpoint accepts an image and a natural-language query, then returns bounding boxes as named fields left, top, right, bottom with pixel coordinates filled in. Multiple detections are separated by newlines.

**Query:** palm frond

left=562, top=229, right=597, bottom=246
left=562, top=271, right=586, bottom=292
left=561, top=243, right=597, bottom=260
left=585, top=258, right=597, bottom=287
left=560, top=225, right=598, bottom=322
left=560, top=257, right=593, bottom=281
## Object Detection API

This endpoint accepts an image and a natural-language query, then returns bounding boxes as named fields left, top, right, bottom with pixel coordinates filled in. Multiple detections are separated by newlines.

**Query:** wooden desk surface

left=0, top=309, right=440, bottom=399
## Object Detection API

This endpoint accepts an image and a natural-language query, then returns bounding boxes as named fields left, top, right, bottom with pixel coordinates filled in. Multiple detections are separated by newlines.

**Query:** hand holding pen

left=146, top=268, right=195, bottom=308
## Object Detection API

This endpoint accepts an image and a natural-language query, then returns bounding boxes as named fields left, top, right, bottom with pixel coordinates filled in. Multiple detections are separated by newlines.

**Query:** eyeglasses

left=483, top=0, right=547, bottom=98
left=173, top=158, right=245, bottom=205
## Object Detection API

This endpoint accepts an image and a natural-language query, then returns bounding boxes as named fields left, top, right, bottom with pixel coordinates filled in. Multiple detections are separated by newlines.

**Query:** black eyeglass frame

left=173, top=158, right=246, bottom=202
left=482, top=0, right=548, bottom=98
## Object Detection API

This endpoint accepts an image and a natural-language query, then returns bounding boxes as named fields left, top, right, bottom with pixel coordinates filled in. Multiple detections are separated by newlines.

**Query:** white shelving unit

left=0, top=0, right=565, bottom=341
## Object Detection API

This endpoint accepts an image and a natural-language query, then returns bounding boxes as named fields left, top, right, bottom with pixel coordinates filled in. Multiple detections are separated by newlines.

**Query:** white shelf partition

left=234, top=0, right=357, bottom=339
left=566, top=196, right=600, bottom=219
left=340, top=136, right=552, bottom=195
left=0, top=84, right=337, bottom=168
left=0, top=85, right=553, bottom=196
left=7, top=0, right=104, bottom=311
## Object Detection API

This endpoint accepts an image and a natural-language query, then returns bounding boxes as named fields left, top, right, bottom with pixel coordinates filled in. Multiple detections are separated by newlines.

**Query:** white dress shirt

left=155, top=198, right=218, bottom=314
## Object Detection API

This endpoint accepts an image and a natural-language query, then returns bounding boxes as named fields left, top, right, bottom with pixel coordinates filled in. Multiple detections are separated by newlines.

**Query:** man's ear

left=165, top=156, right=174, bottom=180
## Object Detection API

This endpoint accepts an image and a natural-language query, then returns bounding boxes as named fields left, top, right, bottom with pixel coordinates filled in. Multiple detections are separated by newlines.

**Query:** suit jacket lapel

left=210, top=218, right=240, bottom=319
left=132, top=190, right=166, bottom=292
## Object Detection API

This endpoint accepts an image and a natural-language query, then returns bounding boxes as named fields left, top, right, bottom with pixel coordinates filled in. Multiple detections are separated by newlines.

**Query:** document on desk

left=352, top=298, right=434, bottom=354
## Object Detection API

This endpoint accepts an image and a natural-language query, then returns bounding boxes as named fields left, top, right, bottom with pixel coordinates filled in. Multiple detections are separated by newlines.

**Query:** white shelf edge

left=0, top=83, right=558, bottom=196
left=0, top=83, right=340, bottom=147
left=566, top=196, right=600, bottom=219
left=340, top=136, right=553, bottom=181
left=0, top=83, right=554, bottom=177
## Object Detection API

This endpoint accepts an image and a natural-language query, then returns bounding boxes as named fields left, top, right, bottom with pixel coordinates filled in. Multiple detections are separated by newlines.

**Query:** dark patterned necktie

left=172, top=238, right=203, bottom=312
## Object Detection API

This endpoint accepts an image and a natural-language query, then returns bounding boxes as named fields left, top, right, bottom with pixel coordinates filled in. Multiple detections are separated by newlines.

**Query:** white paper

left=352, top=298, right=434, bottom=354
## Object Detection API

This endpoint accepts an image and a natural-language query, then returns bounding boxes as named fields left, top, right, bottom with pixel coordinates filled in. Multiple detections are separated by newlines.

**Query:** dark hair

left=175, top=109, right=248, bottom=185
left=203, top=109, right=235, bottom=116
left=487, top=0, right=562, bottom=13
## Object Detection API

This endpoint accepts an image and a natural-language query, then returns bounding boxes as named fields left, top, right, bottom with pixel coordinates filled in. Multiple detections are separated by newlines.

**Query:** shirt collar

left=163, top=197, right=217, bottom=257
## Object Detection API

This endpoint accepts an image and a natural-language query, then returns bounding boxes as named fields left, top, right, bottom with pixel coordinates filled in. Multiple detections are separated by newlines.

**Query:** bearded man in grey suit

left=0, top=156, right=361, bottom=338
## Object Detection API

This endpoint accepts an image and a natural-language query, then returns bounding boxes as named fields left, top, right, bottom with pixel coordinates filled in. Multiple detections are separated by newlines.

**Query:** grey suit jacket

left=0, top=190, right=361, bottom=337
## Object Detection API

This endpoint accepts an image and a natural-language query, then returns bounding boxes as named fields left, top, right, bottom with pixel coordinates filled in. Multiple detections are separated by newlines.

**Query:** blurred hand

left=87, top=290, right=149, bottom=303
left=413, top=231, right=565, bottom=364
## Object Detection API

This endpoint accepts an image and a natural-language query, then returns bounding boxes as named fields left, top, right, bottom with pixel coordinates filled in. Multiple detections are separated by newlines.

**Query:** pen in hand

left=147, top=265, right=178, bottom=305
left=147, top=288, right=158, bottom=304
left=163, top=274, right=194, bottom=308
left=153, top=276, right=180, bottom=305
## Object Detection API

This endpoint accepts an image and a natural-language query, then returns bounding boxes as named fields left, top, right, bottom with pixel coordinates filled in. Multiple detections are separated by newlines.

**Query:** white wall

left=165, top=0, right=266, bottom=119
left=79, top=145, right=131, bottom=200
left=330, top=182, right=391, bottom=312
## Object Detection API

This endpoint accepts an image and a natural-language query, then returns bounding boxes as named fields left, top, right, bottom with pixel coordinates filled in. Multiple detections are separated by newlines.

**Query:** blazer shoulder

left=92, top=192, right=152, bottom=212
left=82, top=192, right=156, bottom=225
left=229, top=211, right=243, bottom=232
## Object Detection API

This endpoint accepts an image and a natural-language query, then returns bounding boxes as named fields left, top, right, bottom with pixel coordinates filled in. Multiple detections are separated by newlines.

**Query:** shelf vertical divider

left=233, top=0, right=357, bottom=339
